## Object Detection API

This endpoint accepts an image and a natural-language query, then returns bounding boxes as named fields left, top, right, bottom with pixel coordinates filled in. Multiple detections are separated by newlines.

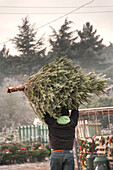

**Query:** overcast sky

left=0, top=0, right=113, bottom=54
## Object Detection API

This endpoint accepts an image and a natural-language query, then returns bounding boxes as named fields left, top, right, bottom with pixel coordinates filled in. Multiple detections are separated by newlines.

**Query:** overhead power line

left=37, top=0, right=94, bottom=29
left=0, top=5, right=113, bottom=8
left=0, top=0, right=94, bottom=45
left=0, top=10, right=113, bottom=15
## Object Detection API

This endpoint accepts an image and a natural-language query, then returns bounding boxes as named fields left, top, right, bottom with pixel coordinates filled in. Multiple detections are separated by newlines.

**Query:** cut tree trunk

left=7, top=85, right=25, bottom=93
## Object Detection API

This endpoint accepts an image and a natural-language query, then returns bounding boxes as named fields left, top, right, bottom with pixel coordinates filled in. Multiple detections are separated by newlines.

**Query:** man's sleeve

left=44, top=112, right=54, bottom=125
left=70, top=109, right=79, bottom=126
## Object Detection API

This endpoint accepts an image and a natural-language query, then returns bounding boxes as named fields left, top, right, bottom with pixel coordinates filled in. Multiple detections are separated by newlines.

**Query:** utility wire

left=0, top=0, right=94, bottom=45
left=0, top=5, right=113, bottom=8
left=37, top=0, right=94, bottom=29
left=0, top=10, right=113, bottom=15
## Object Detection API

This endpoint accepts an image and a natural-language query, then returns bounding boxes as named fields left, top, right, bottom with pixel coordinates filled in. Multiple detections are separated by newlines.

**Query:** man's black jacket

left=44, top=109, right=79, bottom=150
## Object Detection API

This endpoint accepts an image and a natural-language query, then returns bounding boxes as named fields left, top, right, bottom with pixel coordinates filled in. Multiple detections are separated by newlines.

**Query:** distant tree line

left=0, top=17, right=113, bottom=83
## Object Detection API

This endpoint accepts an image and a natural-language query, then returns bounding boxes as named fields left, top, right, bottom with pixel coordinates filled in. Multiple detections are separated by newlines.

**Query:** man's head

left=61, top=107, right=69, bottom=116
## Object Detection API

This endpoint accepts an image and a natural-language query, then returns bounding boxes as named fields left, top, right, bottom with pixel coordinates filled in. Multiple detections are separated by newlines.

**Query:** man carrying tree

left=6, top=57, right=108, bottom=169
left=44, top=107, right=79, bottom=170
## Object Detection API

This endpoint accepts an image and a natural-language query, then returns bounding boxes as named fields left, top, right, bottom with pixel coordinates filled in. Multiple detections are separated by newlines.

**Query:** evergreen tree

left=76, top=22, right=104, bottom=70
left=12, top=17, right=45, bottom=57
left=48, top=18, right=77, bottom=60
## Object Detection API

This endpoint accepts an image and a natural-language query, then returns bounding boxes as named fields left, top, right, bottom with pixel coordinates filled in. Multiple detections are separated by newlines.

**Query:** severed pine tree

left=7, top=57, right=108, bottom=123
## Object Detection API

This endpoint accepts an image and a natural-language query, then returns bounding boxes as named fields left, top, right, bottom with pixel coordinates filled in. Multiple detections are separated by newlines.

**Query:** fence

left=76, top=120, right=101, bottom=138
left=18, top=125, right=48, bottom=146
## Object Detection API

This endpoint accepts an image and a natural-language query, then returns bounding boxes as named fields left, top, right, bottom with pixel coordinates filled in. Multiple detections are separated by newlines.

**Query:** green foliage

left=0, top=149, right=50, bottom=165
left=77, top=22, right=104, bottom=51
left=14, top=150, right=27, bottom=163
left=26, top=149, right=49, bottom=162
left=49, top=18, right=77, bottom=59
left=33, top=142, right=41, bottom=150
left=0, top=142, right=24, bottom=153
left=0, top=142, right=50, bottom=165
left=24, top=57, right=108, bottom=122
left=88, top=95, right=113, bottom=108
left=76, top=22, right=104, bottom=70
left=12, top=17, right=37, bottom=56
left=8, top=143, right=21, bottom=154
left=0, top=143, right=9, bottom=151
left=1, top=152, right=12, bottom=164
left=12, top=17, right=45, bottom=57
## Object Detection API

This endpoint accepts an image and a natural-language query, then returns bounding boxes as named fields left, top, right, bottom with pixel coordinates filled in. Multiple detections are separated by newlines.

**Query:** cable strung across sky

left=0, top=0, right=113, bottom=53
left=0, top=5, right=113, bottom=8
left=0, top=11, right=113, bottom=14
left=0, top=0, right=94, bottom=45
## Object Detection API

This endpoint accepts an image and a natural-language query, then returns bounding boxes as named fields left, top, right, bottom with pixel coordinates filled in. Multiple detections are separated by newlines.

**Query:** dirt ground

left=0, top=161, right=50, bottom=170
